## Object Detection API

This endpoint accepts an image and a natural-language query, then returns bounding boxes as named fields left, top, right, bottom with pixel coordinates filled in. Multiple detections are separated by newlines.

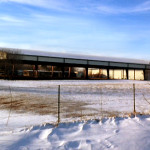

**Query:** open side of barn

left=0, top=47, right=150, bottom=80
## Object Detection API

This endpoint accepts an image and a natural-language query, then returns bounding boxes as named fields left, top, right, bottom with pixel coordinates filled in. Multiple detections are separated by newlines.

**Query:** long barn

left=0, top=47, right=150, bottom=80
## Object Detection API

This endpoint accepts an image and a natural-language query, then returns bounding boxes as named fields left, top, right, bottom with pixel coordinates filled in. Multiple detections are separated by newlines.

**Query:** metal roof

left=0, top=47, right=149, bottom=65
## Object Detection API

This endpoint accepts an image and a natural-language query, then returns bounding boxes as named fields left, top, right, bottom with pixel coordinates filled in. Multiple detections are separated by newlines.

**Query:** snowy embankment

left=1, top=115, right=150, bottom=150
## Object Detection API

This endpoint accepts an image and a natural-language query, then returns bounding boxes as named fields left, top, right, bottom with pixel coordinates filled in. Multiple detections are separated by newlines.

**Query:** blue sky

left=0, top=0, right=150, bottom=60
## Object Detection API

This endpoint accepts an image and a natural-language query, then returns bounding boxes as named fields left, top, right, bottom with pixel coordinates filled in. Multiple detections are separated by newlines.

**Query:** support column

left=143, top=69, right=146, bottom=80
left=52, top=66, right=54, bottom=78
left=123, top=69, right=124, bottom=79
left=99, top=69, right=101, bottom=79
left=85, top=67, right=88, bottom=79
left=126, top=69, right=129, bottom=80
left=61, top=66, right=65, bottom=79
left=34, top=64, right=38, bottom=78
left=68, top=67, right=71, bottom=78
left=134, top=69, right=135, bottom=80
left=12, top=64, right=15, bottom=78
left=113, top=69, right=114, bottom=79
left=107, top=69, right=109, bottom=80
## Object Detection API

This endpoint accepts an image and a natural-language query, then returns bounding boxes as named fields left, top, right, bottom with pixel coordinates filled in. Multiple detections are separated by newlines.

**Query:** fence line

left=0, top=83, right=150, bottom=128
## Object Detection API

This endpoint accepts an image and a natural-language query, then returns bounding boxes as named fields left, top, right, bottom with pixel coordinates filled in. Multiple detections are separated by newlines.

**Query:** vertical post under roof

left=62, top=66, right=64, bottom=79
left=86, top=66, right=88, bottom=80
left=126, top=69, right=129, bottom=80
left=143, top=69, right=146, bottom=80
left=107, top=69, right=109, bottom=80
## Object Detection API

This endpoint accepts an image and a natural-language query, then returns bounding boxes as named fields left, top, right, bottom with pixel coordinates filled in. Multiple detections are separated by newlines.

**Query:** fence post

left=6, top=86, right=13, bottom=126
left=100, top=86, right=103, bottom=119
left=133, top=83, right=136, bottom=116
left=58, top=85, right=60, bottom=124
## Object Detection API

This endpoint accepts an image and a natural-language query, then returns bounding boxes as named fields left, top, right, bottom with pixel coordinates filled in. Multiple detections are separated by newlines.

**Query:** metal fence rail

left=0, top=83, right=150, bottom=129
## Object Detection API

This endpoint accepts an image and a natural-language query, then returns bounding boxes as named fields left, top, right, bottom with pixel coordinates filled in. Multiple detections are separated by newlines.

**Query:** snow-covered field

left=0, top=80, right=150, bottom=127
left=0, top=80, right=150, bottom=149
left=1, top=115, right=150, bottom=150
left=0, top=79, right=149, bottom=87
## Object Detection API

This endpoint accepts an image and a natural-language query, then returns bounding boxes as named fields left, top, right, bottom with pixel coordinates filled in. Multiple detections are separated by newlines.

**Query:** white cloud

left=93, top=1, right=150, bottom=14
left=133, top=1, right=150, bottom=12
left=1, top=0, right=150, bottom=14
left=0, top=15, right=24, bottom=23
left=0, top=0, right=70, bottom=11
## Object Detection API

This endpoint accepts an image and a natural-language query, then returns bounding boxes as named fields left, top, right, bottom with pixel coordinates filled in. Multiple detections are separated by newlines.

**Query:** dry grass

left=0, top=93, right=91, bottom=117
left=0, top=83, right=150, bottom=122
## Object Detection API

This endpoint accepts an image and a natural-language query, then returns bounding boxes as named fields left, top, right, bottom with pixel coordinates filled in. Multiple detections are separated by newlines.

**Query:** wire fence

left=0, top=83, right=150, bottom=129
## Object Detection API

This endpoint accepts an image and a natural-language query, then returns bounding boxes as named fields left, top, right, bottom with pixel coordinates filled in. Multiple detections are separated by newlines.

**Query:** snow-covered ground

left=0, top=80, right=150, bottom=149
left=1, top=115, right=150, bottom=150
left=0, top=80, right=150, bottom=128
left=0, top=79, right=149, bottom=87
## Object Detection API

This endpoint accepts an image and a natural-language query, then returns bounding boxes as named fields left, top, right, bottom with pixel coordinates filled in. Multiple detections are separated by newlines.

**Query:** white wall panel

left=65, top=59, right=87, bottom=65
left=39, top=57, right=64, bottom=63
left=88, top=61, right=108, bottom=66
left=20, top=55, right=37, bottom=61
left=129, top=64, right=145, bottom=69
left=110, top=62, right=128, bottom=67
